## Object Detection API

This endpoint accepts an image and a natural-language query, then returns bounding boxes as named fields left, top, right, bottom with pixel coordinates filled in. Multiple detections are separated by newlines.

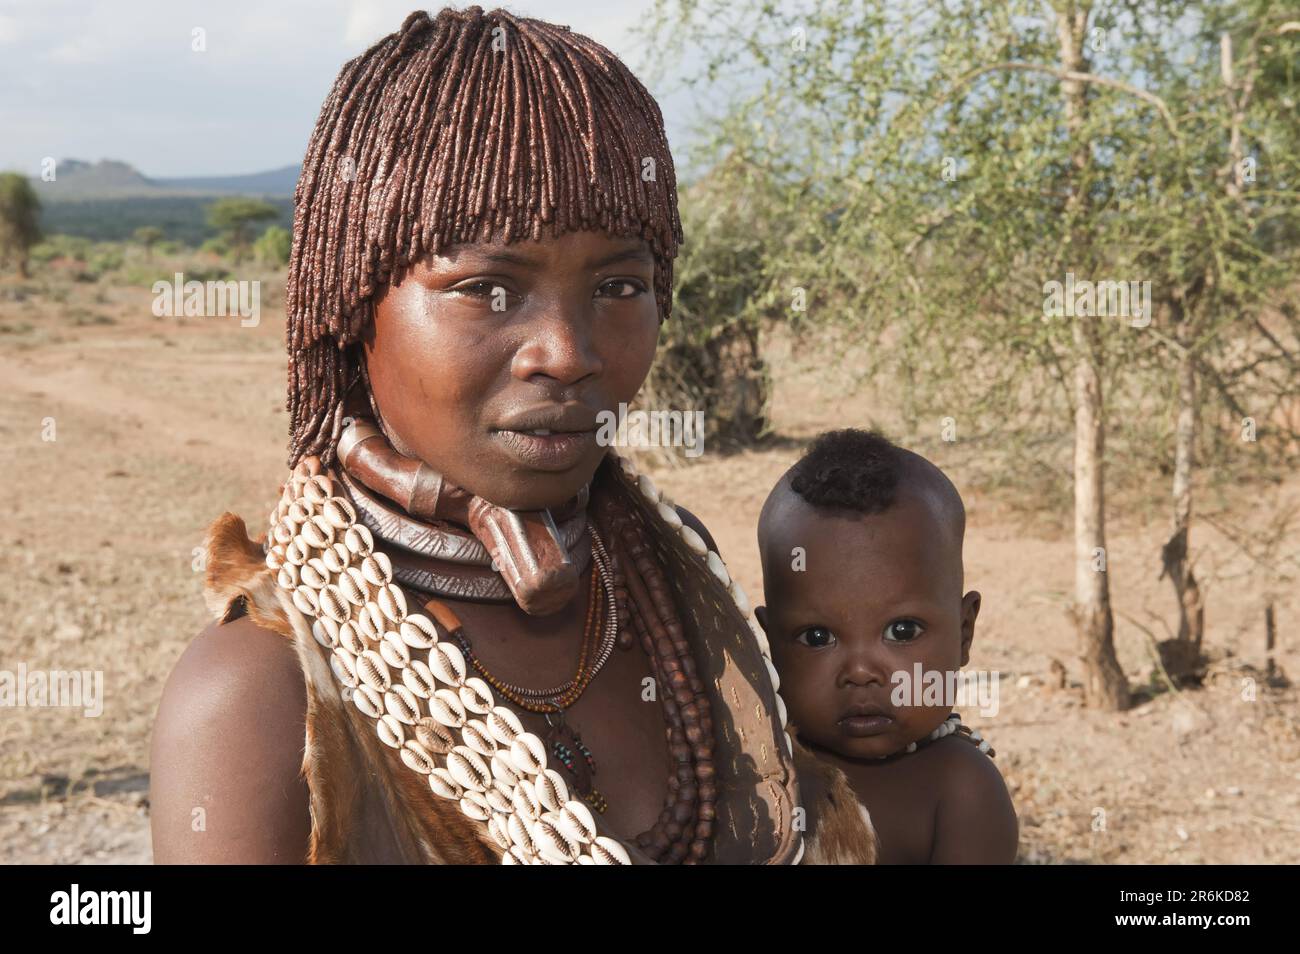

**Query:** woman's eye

left=883, top=619, right=924, bottom=643
left=597, top=279, right=646, bottom=299
left=795, top=627, right=836, bottom=648
left=454, top=281, right=500, bottom=298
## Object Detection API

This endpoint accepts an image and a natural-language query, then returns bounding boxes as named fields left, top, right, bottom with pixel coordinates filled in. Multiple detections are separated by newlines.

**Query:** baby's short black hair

left=787, top=428, right=904, bottom=515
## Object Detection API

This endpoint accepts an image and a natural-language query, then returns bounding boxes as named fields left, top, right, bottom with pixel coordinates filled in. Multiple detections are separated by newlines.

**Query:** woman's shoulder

left=149, top=615, right=311, bottom=862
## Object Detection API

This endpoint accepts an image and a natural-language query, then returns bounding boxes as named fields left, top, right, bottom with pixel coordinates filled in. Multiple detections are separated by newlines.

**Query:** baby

left=756, top=429, right=1018, bottom=864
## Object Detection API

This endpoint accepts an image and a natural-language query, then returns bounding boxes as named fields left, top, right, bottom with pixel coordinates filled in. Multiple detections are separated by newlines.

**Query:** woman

left=149, top=5, right=875, bottom=864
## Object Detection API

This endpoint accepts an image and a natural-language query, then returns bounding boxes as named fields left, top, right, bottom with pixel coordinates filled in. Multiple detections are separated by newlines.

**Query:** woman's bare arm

left=149, top=616, right=312, bottom=863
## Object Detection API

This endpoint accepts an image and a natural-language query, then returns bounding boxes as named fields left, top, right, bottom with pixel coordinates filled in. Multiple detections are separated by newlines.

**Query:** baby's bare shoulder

left=926, top=736, right=1019, bottom=863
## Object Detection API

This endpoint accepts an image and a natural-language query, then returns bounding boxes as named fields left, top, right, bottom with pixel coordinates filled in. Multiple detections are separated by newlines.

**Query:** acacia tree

left=647, top=0, right=1298, bottom=708
left=0, top=173, right=42, bottom=278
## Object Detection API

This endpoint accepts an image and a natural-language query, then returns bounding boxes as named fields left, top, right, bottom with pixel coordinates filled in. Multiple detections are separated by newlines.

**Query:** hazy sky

left=0, top=0, right=707, bottom=178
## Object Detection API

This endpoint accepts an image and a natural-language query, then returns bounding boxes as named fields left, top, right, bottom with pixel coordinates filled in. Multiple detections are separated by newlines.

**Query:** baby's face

left=760, top=492, right=975, bottom=761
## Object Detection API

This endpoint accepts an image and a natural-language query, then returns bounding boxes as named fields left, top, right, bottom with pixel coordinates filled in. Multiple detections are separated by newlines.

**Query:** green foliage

left=0, top=172, right=42, bottom=276
left=206, top=197, right=279, bottom=261
left=253, top=225, right=291, bottom=266
left=132, top=226, right=164, bottom=250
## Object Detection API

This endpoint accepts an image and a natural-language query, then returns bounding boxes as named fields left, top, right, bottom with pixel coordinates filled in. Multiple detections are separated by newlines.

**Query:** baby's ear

left=960, top=591, right=981, bottom=667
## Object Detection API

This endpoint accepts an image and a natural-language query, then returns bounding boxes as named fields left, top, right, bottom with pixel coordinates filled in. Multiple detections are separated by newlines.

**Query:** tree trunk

left=1158, top=340, right=1205, bottom=681
left=1057, top=2, right=1129, bottom=709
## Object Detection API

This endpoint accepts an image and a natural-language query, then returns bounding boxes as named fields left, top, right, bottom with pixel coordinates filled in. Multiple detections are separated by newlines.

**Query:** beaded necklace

left=264, top=451, right=805, bottom=865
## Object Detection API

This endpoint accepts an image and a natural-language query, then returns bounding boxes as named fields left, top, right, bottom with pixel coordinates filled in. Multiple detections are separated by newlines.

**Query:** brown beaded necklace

left=454, top=526, right=619, bottom=813
left=431, top=493, right=718, bottom=863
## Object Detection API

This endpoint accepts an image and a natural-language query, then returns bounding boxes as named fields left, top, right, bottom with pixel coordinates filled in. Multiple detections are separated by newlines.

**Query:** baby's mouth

left=838, top=702, right=895, bottom=737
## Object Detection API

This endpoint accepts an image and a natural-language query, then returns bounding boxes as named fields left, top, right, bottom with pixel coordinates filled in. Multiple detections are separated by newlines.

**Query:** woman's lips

left=838, top=713, right=895, bottom=737
left=492, top=428, right=597, bottom=471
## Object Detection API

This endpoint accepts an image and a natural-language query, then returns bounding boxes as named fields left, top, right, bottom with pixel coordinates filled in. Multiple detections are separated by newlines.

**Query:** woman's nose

left=510, top=298, right=603, bottom=387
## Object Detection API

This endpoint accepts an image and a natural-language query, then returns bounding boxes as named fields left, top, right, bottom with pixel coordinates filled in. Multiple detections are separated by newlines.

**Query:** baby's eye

left=795, top=627, right=837, bottom=648
left=883, top=619, right=925, bottom=643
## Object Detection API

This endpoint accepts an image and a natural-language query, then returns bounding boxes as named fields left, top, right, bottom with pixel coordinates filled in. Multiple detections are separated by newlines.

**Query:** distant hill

left=29, top=158, right=299, bottom=243
left=31, top=158, right=299, bottom=200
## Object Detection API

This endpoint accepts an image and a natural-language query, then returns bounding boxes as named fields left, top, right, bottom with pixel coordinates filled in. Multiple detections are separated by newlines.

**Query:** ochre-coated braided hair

left=286, top=6, right=684, bottom=467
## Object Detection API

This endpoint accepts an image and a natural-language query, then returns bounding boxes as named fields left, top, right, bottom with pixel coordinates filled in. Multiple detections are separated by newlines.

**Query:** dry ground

left=1, top=262, right=1297, bottom=864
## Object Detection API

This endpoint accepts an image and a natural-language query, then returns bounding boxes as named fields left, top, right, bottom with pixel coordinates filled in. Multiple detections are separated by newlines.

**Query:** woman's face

left=363, top=228, right=660, bottom=511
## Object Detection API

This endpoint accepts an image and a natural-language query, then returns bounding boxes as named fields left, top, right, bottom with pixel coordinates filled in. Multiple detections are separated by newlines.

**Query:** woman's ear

left=960, top=591, right=981, bottom=667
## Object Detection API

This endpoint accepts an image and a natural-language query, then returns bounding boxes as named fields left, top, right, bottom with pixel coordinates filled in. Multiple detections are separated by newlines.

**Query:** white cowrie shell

left=380, top=631, right=411, bottom=668
left=486, top=706, right=524, bottom=746
left=532, top=817, right=578, bottom=864
left=277, top=564, right=300, bottom=590
left=749, top=615, right=771, bottom=659
left=729, top=579, right=752, bottom=617
left=507, top=811, right=537, bottom=855
left=356, top=649, right=391, bottom=691
left=510, top=732, right=547, bottom=776
left=415, top=717, right=454, bottom=754
left=637, top=473, right=659, bottom=503
left=273, top=521, right=295, bottom=546
left=591, top=836, right=631, bottom=865
left=377, top=582, right=406, bottom=623
left=535, top=769, right=568, bottom=814
left=292, top=585, right=319, bottom=616
left=304, top=474, right=333, bottom=504
left=300, top=518, right=330, bottom=550
left=338, top=567, right=367, bottom=605
left=344, top=524, right=373, bottom=557
left=356, top=602, right=382, bottom=640
left=502, top=845, right=527, bottom=864
left=461, top=719, right=497, bottom=757
left=775, top=691, right=788, bottom=729
left=656, top=500, right=682, bottom=528
left=384, top=684, right=420, bottom=725
left=792, top=837, right=805, bottom=865
left=510, top=779, right=542, bottom=822
left=338, top=621, right=367, bottom=656
left=299, top=561, right=326, bottom=590
left=785, top=729, right=794, bottom=757
left=487, top=814, right=512, bottom=850
left=459, top=792, right=491, bottom=822
left=322, top=541, right=350, bottom=575
left=678, top=524, right=707, bottom=556
left=400, top=739, right=436, bottom=775
left=446, top=746, right=491, bottom=793
left=362, top=552, right=393, bottom=586
left=459, top=677, right=494, bottom=715
left=429, top=767, right=462, bottom=800
left=429, top=688, right=468, bottom=728
left=322, top=496, right=356, bottom=529
left=399, top=614, right=438, bottom=648
left=401, top=659, right=437, bottom=699
left=287, top=500, right=312, bottom=525
left=559, top=800, right=597, bottom=845
left=311, top=616, right=339, bottom=649
left=318, top=584, right=350, bottom=623
left=429, top=642, right=467, bottom=686
left=330, top=648, right=359, bottom=687
left=617, top=453, right=638, bottom=477
left=706, top=550, right=730, bottom=587
left=491, top=751, right=521, bottom=788
left=264, top=545, right=286, bottom=570
left=377, top=713, right=404, bottom=748
left=352, top=684, right=384, bottom=719
left=763, top=655, right=781, bottom=693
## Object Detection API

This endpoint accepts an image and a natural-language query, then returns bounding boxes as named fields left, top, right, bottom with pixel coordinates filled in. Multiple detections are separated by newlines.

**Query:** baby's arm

left=929, top=741, right=1019, bottom=864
